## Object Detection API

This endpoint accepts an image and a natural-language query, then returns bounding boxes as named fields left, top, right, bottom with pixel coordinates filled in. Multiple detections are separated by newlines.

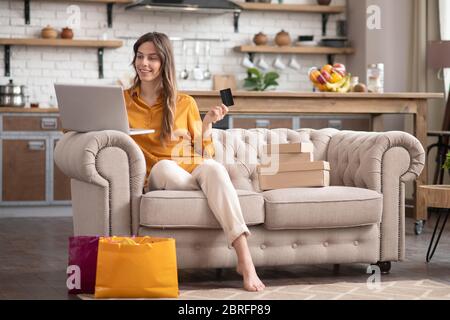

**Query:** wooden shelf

left=0, top=38, right=123, bottom=78
left=0, top=38, right=123, bottom=48
left=235, top=45, right=354, bottom=55
left=232, top=1, right=345, bottom=13
left=31, top=0, right=132, bottom=3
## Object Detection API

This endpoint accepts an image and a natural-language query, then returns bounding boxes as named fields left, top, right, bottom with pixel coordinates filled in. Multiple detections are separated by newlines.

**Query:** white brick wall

left=0, top=0, right=346, bottom=106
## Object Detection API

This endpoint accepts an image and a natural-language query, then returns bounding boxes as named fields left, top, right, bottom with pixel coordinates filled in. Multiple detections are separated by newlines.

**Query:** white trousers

left=148, top=159, right=250, bottom=246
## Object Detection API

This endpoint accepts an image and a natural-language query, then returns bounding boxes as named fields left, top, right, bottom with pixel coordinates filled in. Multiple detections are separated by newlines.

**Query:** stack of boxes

left=258, top=142, right=330, bottom=190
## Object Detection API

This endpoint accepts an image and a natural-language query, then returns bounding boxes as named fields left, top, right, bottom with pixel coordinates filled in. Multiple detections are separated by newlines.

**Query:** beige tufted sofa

left=54, top=128, right=425, bottom=273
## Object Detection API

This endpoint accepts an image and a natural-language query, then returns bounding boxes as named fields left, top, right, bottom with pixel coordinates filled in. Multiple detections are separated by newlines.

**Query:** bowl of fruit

left=309, top=63, right=351, bottom=93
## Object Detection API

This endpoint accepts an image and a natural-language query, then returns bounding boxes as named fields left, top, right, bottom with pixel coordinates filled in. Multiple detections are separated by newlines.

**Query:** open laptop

left=54, top=83, right=155, bottom=136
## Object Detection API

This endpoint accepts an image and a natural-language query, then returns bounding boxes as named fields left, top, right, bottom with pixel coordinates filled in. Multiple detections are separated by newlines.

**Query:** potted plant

left=244, top=67, right=280, bottom=91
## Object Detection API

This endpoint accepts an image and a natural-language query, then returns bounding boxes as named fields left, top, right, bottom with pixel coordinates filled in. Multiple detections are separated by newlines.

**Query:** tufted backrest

left=211, top=128, right=338, bottom=192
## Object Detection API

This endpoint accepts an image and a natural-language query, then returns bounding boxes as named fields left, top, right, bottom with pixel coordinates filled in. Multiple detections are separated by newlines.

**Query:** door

left=2, top=138, right=46, bottom=201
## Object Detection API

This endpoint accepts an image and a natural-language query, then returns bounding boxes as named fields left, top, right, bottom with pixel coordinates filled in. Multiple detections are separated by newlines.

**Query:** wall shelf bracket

left=107, top=3, right=114, bottom=28
left=4, top=45, right=10, bottom=77
left=233, top=11, right=240, bottom=33
left=327, top=54, right=335, bottom=65
left=24, top=0, right=30, bottom=24
left=98, top=48, right=104, bottom=79
left=322, top=13, right=330, bottom=36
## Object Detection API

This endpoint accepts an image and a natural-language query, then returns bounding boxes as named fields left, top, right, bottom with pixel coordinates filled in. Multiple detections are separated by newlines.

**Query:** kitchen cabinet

left=0, top=109, right=70, bottom=207
left=231, top=115, right=294, bottom=130
left=299, top=116, right=371, bottom=131
left=2, top=138, right=46, bottom=201
left=226, top=115, right=370, bottom=131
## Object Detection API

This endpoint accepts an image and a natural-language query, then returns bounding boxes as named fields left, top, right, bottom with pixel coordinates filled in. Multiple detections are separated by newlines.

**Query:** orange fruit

left=321, top=64, right=333, bottom=74
left=309, top=68, right=321, bottom=83
left=314, top=82, right=328, bottom=92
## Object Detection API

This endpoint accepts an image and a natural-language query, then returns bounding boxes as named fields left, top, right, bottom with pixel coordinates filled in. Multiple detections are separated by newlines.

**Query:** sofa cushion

left=140, top=189, right=264, bottom=229
left=263, top=186, right=382, bottom=229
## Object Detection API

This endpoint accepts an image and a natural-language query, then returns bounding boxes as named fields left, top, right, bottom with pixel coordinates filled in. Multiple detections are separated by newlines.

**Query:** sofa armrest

left=327, top=131, right=425, bottom=190
left=327, top=130, right=425, bottom=262
left=54, top=130, right=146, bottom=236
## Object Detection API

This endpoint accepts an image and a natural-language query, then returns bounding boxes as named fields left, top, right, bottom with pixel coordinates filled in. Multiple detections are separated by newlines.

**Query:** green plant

left=443, top=151, right=450, bottom=170
left=244, top=67, right=280, bottom=91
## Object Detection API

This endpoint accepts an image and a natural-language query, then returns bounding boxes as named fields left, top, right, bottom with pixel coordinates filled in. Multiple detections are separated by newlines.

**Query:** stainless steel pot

left=0, top=79, right=26, bottom=107
left=0, top=94, right=25, bottom=107
left=0, top=79, right=26, bottom=95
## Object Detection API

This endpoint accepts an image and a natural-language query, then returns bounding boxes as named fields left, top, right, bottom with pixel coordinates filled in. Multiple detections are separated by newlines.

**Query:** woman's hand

left=203, top=104, right=228, bottom=125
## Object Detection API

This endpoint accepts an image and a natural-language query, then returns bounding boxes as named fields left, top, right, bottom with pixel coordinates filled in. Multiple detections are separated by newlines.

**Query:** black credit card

left=220, top=88, right=234, bottom=107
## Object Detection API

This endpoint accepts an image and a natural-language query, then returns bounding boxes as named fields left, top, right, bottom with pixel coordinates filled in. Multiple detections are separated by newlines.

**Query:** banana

left=337, top=75, right=351, bottom=93
left=325, top=75, right=348, bottom=91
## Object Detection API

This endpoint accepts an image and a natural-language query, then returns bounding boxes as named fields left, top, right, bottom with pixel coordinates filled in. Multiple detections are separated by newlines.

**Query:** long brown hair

left=131, top=32, right=177, bottom=144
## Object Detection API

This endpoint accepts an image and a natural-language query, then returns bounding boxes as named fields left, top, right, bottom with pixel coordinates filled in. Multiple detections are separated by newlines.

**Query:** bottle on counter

left=377, top=63, right=384, bottom=92
left=367, top=63, right=384, bottom=93
left=350, top=76, right=359, bottom=91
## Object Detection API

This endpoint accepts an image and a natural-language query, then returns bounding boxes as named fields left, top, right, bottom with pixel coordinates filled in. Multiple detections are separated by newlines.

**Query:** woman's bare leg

left=192, top=160, right=265, bottom=292
left=232, top=234, right=265, bottom=292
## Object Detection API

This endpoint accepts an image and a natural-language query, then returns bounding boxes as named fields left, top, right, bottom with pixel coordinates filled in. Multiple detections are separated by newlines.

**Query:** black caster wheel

left=374, top=261, right=391, bottom=274
left=414, top=220, right=425, bottom=235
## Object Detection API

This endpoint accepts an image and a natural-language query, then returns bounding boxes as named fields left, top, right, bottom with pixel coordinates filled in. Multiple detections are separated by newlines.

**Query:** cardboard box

left=258, top=160, right=329, bottom=173
left=260, top=152, right=313, bottom=167
left=263, top=142, right=314, bottom=154
left=258, top=161, right=330, bottom=190
left=277, top=152, right=314, bottom=163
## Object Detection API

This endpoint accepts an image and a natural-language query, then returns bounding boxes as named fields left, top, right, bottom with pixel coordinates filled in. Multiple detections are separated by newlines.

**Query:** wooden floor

left=0, top=215, right=449, bottom=300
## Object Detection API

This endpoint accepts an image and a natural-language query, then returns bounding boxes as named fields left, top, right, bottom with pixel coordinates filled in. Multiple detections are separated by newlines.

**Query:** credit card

left=220, top=88, right=234, bottom=107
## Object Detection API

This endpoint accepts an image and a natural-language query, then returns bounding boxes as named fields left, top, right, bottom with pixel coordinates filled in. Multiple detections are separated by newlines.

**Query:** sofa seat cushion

left=140, top=189, right=264, bottom=229
left=263, top=186, right=382, bottom=229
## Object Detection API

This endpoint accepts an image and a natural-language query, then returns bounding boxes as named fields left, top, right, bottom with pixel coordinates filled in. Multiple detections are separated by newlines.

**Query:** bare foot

left=236, top=261, right=265, bottom=292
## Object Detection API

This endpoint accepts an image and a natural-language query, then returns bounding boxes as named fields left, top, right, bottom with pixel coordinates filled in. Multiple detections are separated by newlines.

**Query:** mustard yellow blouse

left=124, top=86, right=215, bottom=178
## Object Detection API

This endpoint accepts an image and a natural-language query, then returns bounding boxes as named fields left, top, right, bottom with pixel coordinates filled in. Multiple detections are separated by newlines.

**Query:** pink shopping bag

left=67, top=236, right=99, bottom=294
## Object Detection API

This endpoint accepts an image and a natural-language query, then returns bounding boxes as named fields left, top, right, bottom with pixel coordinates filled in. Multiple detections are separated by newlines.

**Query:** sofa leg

left=215, top=268, right=223, bottom=280
left=374, top=261, right=391, bottom=274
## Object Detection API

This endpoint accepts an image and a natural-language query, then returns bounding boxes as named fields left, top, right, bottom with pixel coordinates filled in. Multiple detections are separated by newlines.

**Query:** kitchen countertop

left=0, top=107, right=59, bottom=113
left=184, top=90, right=443, bottom=99
left=0, top=91, right=443, bottom=113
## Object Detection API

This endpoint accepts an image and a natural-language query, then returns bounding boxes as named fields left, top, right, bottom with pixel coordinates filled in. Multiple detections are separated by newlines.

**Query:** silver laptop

left=54, top=83, right=154, bottom=136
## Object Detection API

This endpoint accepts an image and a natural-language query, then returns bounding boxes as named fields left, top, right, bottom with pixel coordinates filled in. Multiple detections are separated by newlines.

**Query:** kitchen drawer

left=3, top=115, right=61, bottom=131
left=300, top=117, right=371, bottom=131
left=232, top=116, right=293, bottom=129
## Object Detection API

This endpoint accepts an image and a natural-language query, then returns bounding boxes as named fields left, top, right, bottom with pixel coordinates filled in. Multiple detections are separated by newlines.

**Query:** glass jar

left=367, top=63, right=384, bottom=93
left=377, top=63, right=384, bottom=93
left=350, top=76, right=359, bottom=90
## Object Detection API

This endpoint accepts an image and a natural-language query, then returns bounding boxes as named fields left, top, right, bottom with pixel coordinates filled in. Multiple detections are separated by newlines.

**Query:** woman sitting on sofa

left=124, top=32, right=265, bottom=292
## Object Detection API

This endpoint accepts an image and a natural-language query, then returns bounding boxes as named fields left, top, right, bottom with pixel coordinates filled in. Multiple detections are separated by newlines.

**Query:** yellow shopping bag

left=95, top=236, right=179, bottom=298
